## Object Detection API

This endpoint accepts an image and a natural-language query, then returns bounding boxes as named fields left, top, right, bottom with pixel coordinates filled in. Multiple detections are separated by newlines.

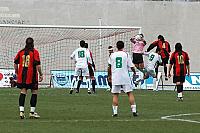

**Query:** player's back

left=146, top=52, right=162, bottom=70
left=109, top=51, right=133, bottom=85
left=71, top=47, right=89, bottom=68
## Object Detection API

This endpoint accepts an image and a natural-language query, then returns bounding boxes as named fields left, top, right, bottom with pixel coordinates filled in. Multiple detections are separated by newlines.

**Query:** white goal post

left=0, top=24, right=142, bottom=87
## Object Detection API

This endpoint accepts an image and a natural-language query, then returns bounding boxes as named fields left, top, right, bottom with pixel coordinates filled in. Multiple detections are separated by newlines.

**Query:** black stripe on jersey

left=22, top=51, right=29, bottom=84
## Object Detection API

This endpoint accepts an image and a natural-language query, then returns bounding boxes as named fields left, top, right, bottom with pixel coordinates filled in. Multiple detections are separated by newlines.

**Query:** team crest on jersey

left=53, top=73, right=68, bottom=86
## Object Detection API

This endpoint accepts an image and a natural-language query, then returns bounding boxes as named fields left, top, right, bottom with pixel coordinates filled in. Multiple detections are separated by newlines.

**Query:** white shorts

left=111, top=84, right=132, bottom=94
left=74, top=67, right=89, bottom=77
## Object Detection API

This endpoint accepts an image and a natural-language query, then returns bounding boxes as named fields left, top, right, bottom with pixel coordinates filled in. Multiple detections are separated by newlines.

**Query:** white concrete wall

left=0, top=0, right=199, bottom=71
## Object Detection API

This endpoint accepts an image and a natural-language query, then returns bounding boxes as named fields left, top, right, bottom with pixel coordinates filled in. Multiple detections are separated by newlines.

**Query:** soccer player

left=168, top=43, right=190, bottom=101
left=70, top=40, right=92, bottom=94
left=108, top=41, right=138, bottom=117
left=130, top=34, right=146, bottom=72
left=107, top=45, right=114, bottom=91
left=14, top=37, right=43, bottom=119
left=84, top=43, right=96, bottom=93
left=134, top=48, right=162, bottom=91
left=147, top=35, right=171, bottom=80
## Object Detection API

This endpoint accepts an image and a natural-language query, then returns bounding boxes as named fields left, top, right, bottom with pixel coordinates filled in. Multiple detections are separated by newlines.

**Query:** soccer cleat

left=177, top=97, right=183, bottom=102
left=88, top=90, right=92, bottom=94
left=29, top=112, right=40, bottom=119
left=112, top=114, right=118, bottom=117
left=133, top=81, right=139, bottom=87
left=69, top=89, right=73, bottom=94
left=133, top=112, right=138, bottom=117
left=20, top=112, right=25, bottom=119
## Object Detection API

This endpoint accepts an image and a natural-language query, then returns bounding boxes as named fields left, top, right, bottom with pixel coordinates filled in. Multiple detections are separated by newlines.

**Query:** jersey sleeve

left=158, top=55, right=162, bottom=63
left=34, top=50, right=41, bottom=65
left=14, top=51, right=20, bottom=64
left=70, top=50, right=76, bottom=59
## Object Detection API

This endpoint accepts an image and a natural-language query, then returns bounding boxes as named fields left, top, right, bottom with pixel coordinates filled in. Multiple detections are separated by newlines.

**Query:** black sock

left=180, top=84, right=183, bottom=92
left=92, top=80, right=96, bottom=92
left=155, top=67, right=158, bottom=77
left=19, top=93, right=26, bottom=111
left=108, top=81, right=112, bottom=89
left=177, top=85, right=182, bottom=93
left=30, top=94, right=37, bottom=108
left=164, top=66, right=167, bottom=77
left=77, top=80, right=82, bottom=92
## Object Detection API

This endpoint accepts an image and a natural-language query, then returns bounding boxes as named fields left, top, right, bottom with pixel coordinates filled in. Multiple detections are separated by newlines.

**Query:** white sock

left=71, top=77, right=77, bottom=90
left=153, top=78, right=157, bottom=91
left=19, top=106, right=24, bottom=112
left=87, top=79, right=91, bottom=91
left=30, top=107, right=36, bottom=113
left=112, top=105, right=118, bottom=115
left=131, top=104, right=136, bottom=113
left=178, top=92, right=183, bottom=98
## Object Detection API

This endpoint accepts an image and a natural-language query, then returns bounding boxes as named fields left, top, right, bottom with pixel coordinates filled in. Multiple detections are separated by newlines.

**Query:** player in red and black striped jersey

left=147, top=35, right=171, bottom=80
left=168, top=43, right=190, bottom=101
left=14, top=37, right=43, bottom=119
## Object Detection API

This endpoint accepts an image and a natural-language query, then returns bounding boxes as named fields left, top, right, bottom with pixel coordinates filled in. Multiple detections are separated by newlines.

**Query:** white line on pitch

left=161, top=113, right=200, bottom=124
left=0, top=119, right=161, bottom=123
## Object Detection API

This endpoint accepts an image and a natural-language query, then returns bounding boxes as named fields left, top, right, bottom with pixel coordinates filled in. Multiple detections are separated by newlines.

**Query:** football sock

left=77, top=80, right=82, bottom=91
left=92, top=79, right=96, bottom=92
left=30, top=94, right=37, bottom=113
left=112, top=105, right=118, bottom=115
left=71, top=77, right=77, bottom=90
left=19, top=93, right=26, bottom=112
left=86, top=79, right=91, bottom=91
left=131, top=104, right=137, bottom=113
left=176, top=85, right=182, bottom=98
left=164, top=66, right=167, bottom=77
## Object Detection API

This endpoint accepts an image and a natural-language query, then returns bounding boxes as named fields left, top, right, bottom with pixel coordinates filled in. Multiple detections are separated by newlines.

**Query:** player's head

left=80, top=40, right=85, bottom=48
left=25, top=37, right=34, bottom=50
left=175, top=43, right=182, bottom=52
left=156, top=47, right=161, bottom=54
left=158, top=35, right=164, bottom=42
left=108, top=45, right=113, bottom=53
left=140, top=33, right=144, bottom=38
left=85, top=43, right=88, bottom=48
left=116, top=41, right=124, bottom=50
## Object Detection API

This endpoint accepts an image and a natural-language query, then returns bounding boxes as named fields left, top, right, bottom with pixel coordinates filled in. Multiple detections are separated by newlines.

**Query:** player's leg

left=88, top=65, right=96, bottom=93
left=86, top=76, right=91, bottom=94
left=148, top=70, right=158, bottom=91
left=19, top=87, right=27, bottom=119
left=163, top=58, right=169, bottom=80
left=173, top=76, right=183, bottom=101
left=124, top=85, right=138, bottom=117
left=76, top=76, right=83, bottom=93
left=111, top=85, right=121, bottom=117
left=70, top=67, right=79, bottom=94
left=29, top=84, right=40, bottom=119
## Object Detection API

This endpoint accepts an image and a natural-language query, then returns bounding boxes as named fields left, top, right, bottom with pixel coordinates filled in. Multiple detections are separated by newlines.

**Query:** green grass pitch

left=0, top=88, right=200, bottom=133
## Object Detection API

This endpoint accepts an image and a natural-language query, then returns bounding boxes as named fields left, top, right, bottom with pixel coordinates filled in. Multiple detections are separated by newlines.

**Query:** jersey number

left=78, top=51, right=85, bottom=58
left=177, top=55, right=184, bottom=64
left=116, top=57, right=122, bottom=68
left=22, top=55, right=30, bottom=67
left=149, top=54, right=155, bottom=61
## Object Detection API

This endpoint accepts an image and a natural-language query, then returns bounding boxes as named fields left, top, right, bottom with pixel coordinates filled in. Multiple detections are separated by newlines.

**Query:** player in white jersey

left=69, top=40, right=92, bottom=94
left=108, top=41, right=138, bottom=117
left=134, top=48, right=162, bottom=91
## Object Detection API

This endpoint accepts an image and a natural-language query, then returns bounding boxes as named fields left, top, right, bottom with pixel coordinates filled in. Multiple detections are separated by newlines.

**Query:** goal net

left=0, top=24, right=141, bottom=87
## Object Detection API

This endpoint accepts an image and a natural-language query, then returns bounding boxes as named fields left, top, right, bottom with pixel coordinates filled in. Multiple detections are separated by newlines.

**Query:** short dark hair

left=85, top=43, right=88, bottom=48
left=116, top=41, right=124, bottom=50
left=175, top=43, right=182, bottom=52
left=158, top=35, right=164, bottom=42
left=80, top=40, right=85, bottom=47
left=25, top=37, right=34, bottom=51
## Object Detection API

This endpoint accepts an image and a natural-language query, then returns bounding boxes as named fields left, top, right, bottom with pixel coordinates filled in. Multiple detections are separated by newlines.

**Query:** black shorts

left=88, top=65, right=94, bottom=77
left=173, top=76, right=185, bottom=83
left=132, top=53, right=144, bottom=64
left=17, top=82, right=38, bottom=90
left=161, top=57, right=169, bottom=65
